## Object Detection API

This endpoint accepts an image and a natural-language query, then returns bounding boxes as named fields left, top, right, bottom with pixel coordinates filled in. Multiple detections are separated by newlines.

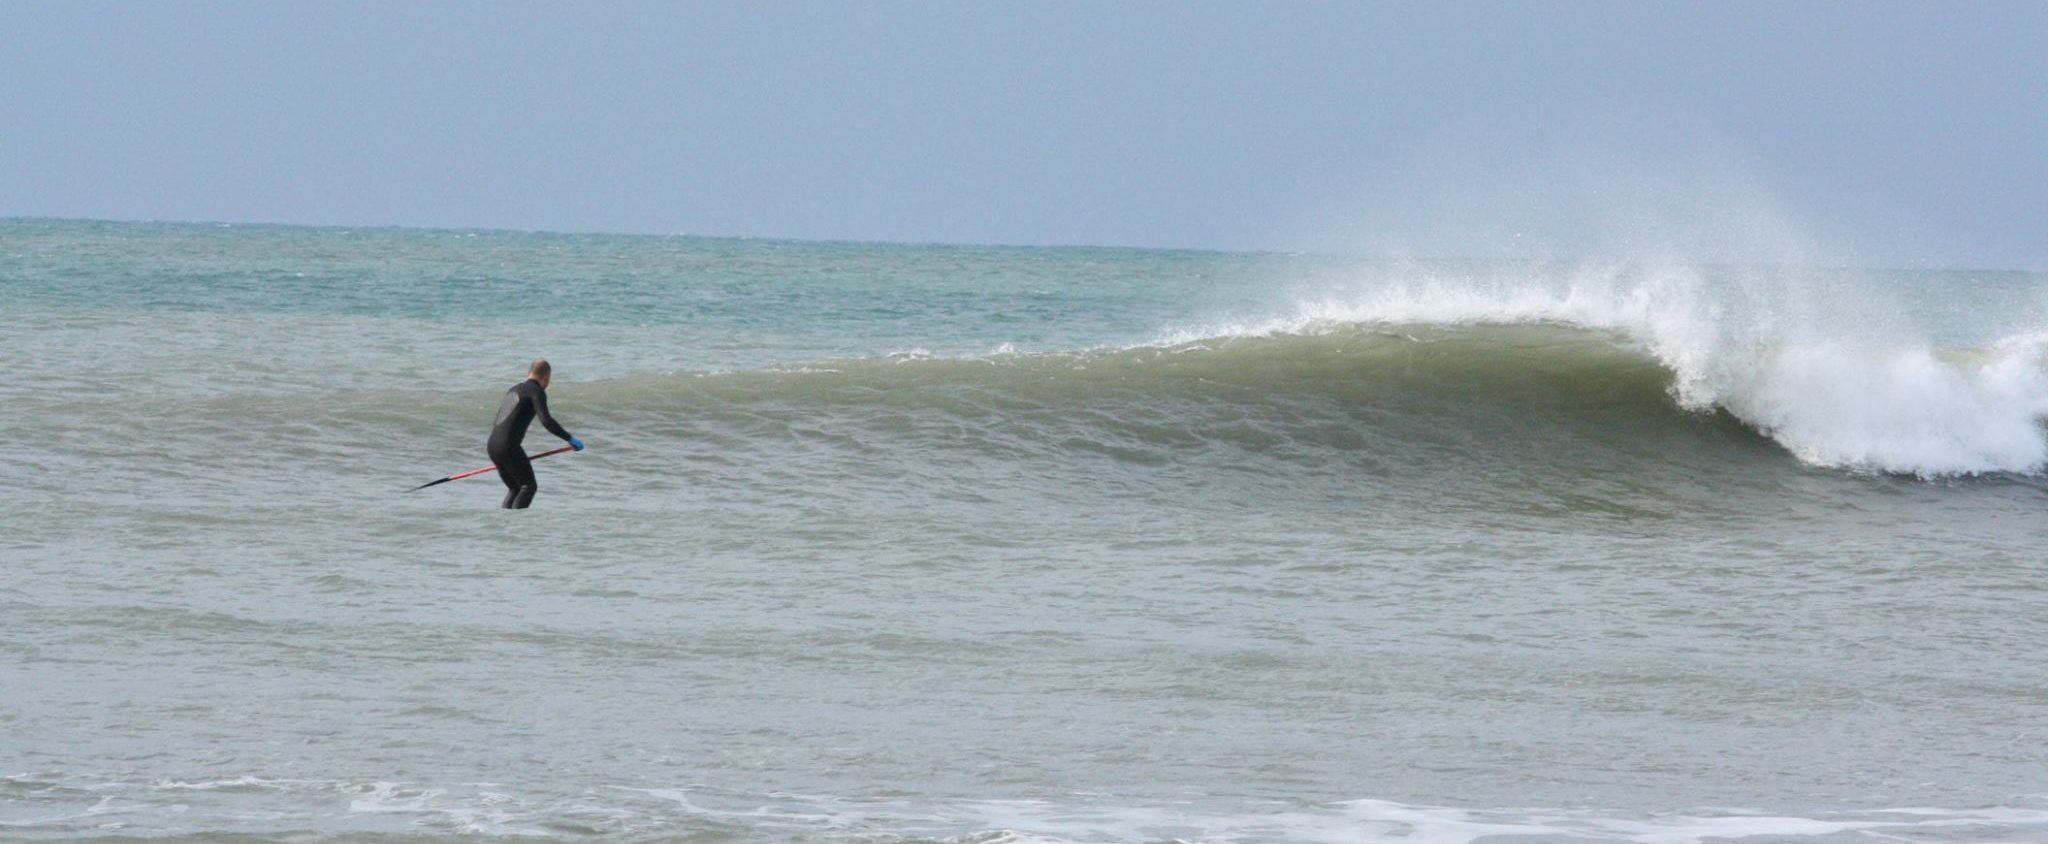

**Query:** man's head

left=528, top=358, right=552, bottom=388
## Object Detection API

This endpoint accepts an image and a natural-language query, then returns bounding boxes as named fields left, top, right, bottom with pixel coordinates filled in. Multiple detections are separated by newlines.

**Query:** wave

left=121, top=322, right=2038, bottom=485
left=1140, top=265, right=2048, bottom=477
left=541, top=313, right=2044, bottom=479
left=45, top=269, right=2046, bottom=483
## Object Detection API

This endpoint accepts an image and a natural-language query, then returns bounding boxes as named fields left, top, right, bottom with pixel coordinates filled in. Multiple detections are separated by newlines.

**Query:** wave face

left=567, top=324, right=1769, bottom=490
left=574, top=320, right=2048, bottom=487
left=113, top=317, right=2037, bottom=509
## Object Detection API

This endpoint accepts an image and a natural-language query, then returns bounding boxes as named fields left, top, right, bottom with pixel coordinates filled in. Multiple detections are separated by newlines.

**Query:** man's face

left=535, top=372, right=551, bottom=389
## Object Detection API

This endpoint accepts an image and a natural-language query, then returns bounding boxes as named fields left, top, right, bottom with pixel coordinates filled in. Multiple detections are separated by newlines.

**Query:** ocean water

left=4, top=218, right=2048, bottom=843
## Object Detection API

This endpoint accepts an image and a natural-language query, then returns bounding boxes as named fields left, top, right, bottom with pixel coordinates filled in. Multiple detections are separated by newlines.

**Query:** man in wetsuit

left=487, top=359, right=584, bottom=509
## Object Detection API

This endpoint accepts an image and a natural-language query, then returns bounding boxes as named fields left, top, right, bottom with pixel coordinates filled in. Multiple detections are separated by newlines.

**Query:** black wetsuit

left=487, top=378, right=574, bottom=509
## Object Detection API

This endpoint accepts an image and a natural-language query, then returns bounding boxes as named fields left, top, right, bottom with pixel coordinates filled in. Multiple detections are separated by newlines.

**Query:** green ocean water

left=3, top=219, right=2048, bottom=842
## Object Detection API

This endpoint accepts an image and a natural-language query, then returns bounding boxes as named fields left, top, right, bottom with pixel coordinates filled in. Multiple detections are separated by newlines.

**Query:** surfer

left=487, top=359, right=584, bottom=509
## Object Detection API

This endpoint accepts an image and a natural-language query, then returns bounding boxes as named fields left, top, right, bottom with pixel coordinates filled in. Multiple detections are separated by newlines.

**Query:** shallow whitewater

left=4, top=220, right=2048, bottom=842
left=11, top=776, right=2048, bottom=842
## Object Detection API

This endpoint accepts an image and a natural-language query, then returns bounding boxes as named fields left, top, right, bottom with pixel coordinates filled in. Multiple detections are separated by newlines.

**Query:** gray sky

left=4, top=1, right=2044, bottom=268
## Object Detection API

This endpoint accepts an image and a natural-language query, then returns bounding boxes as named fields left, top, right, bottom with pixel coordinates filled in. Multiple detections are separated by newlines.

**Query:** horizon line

left=2, top=214, right=2036, bottom=276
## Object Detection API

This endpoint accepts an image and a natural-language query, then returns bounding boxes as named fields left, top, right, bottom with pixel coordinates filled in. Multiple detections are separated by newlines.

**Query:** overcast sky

left=3, top=1, right=2043, bottom=268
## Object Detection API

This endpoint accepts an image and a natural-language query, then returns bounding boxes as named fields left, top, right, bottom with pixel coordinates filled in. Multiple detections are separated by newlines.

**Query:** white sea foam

left=1162, top=263, right=2048, bottom=476
left=625, top=787, right=2048, bottom=844
left=10, top=776, right=2047, bottom=841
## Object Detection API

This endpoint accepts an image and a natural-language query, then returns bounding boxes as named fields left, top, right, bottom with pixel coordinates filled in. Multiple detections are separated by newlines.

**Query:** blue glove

left=569, top=436, right=586, bottom=451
